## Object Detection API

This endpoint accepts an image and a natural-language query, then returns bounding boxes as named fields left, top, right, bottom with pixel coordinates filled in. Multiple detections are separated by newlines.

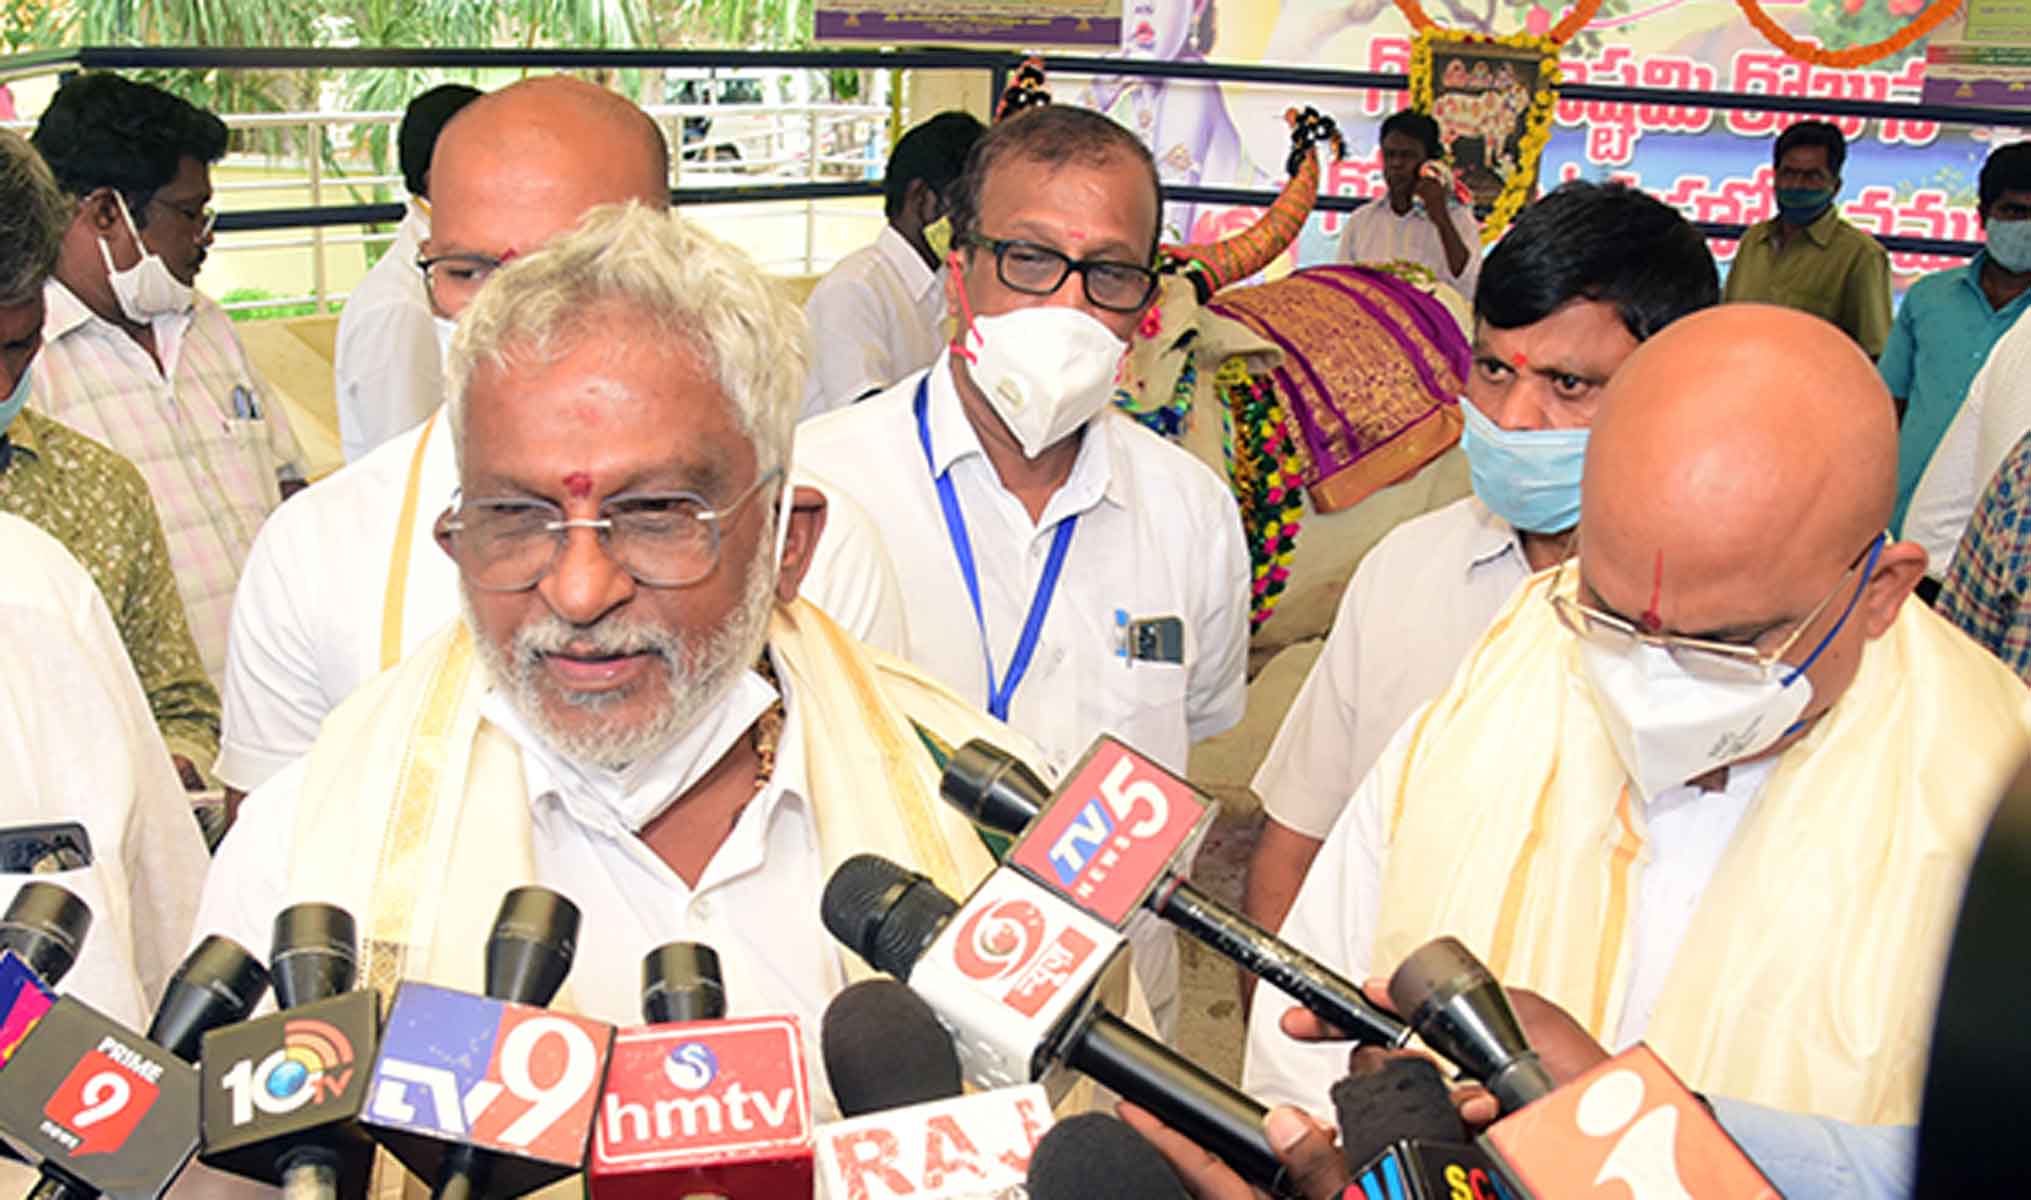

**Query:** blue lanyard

left=914, top=376, right=1078, bottom=721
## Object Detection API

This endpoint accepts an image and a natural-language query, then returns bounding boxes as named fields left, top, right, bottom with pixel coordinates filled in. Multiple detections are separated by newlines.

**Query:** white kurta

left=1252, top=497, right=1528, bottom=838
left=215, top=411, right=907, bottom=790
left=334, top=205, right=438, bottom=463
left=1904, top=312, right=2031, bottom=579
left=800, top=225, right=947, bottom=419
left=1337, top=196, right=1483, bottom=300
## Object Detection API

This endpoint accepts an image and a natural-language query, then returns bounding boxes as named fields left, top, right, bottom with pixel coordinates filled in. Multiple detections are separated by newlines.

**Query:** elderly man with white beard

left=188, top=203, right=1032, bottom=1114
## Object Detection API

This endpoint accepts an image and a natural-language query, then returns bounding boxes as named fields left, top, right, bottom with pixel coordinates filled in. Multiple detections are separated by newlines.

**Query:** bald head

left=425, top=77, right=669, bottom=315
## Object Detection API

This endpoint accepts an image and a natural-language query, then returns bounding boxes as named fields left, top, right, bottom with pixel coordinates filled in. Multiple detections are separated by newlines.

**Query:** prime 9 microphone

left=0, top=884, right=92, bottom=1071
left=942, top=738, right=1408, bottom=1049
left=0, top=935, right=269, bottom=1200
left=821, top=854, right=1286, bottom=1191
left=586, top=942, right=814, bottom=1200
left=813, top=980, right=1053, bottom=1200
left=198, top=903, right=380, bottom=1199
left=360, top=887, right=613, bottom=1200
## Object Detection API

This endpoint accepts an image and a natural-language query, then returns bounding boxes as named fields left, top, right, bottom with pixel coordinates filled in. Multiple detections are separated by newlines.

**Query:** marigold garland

left=1410, top=29, right=1563, bottom=244
left=1392, top=0, right=1604, bottom=44
left=1734, top=0, right=1961, bottom=67
left=1214, top=357, right=1305, bottom=631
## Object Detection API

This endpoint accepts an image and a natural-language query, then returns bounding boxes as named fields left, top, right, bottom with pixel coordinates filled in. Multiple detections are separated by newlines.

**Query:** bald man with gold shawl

left=189, top=205, right=1069, bottom=1161
left=1244, top=304, right=2031, bottom=1127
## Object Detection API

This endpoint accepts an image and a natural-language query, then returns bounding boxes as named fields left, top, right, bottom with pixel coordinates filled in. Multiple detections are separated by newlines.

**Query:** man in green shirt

left=0, top=128, right=220, bottom=785
left=1723, top=119, right=1893, bottom=358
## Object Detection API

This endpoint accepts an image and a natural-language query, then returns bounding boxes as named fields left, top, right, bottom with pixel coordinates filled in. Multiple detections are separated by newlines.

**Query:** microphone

left=586, top=942, right=814, bottom=1200
left=0, top=935, right=269, bottom=1200
left=1025, top=1113, right=1190, bottom=1200
left=813, top=980, right=1053, bottom=1199
left=0, top=884, right=91, bottom=1070
left=943, top=738, right=1409, bottom=1048
left=198, top=903, right=381, bottom=1199
left=821, top=853, right=1286, bottom=1190
left=360, top=887, right=614, bottom=1200
left=1333, top=1057, right=1518, bottom=1200
left=1391, top=937, right=1779, bottom=1198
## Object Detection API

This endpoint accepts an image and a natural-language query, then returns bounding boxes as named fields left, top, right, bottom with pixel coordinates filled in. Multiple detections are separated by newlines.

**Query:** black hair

left=1772, top=120, right=1847, bottom=177
left=883, top=110, right=986, bottom=220
left=1981, top=141, right=2031, bottom=214
left=32, top=72, right=228, bottom=231
left=1477, top=180, right=1719, bottom=342
left=400, top=83, right=483, bottom=198
left=947, top=105, right=1164, bottom=261
left=1380, top=110, right=1442, bottom=160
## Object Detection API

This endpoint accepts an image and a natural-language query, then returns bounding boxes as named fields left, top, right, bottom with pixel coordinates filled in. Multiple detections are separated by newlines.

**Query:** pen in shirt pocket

left=229, top=384, right=260, bottom=420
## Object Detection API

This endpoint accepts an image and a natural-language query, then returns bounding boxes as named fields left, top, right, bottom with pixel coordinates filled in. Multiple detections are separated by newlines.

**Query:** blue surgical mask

left=0, top=361, right=30, bottom=438
left=1774, top=186, right=1835, bottom=225
left=1459, top=395, right=1588, bottom=534
left=1988, top=218, right=2031, bottom=274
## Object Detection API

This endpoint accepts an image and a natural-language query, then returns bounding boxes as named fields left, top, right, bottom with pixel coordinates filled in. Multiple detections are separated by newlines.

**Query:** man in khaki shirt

left=1724, top=119, right=1892, bottom=358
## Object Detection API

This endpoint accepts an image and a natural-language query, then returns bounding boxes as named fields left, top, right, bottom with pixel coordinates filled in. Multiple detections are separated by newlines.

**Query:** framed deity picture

left=1411, top=32, right=1561, bottom=240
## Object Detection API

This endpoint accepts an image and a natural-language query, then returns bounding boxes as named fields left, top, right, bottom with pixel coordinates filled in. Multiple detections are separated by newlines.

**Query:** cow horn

left=1160, top=107, right=1344, bottom=297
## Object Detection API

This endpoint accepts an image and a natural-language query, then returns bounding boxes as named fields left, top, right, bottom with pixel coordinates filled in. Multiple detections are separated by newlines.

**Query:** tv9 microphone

left=198, top=903, right=380, bottom=1199
left=813, top=979, right=1053, bottom=1199
left=0, top=883, right=92, bottom=1070
left=1392, top=937, right=1779, bottom=1199
left=360, top=887, right=613, bottom=1200
left=586, top=942, right=814, bottom=1200
left=942, top=738, right=1409, bottom=1049
left=0, top=935, right=269, bottom=1200
left=821, top=854, right=1287, bottom=1191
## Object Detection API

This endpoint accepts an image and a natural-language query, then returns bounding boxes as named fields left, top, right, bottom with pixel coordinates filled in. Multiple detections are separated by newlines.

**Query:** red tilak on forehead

left=563, top=472, right=593, bottom=498
left=1510, top=352, right=1529, bottom=369
left=1640, top=551, right=1664, bottom=633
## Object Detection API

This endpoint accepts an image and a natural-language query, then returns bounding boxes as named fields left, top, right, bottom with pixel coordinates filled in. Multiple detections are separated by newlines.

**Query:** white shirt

left=1241, top=706, right=1768, bottom=1114
left=193, top=656, right=857, bottom=1118
left=1252, top=497, right=1528, bottom=838
left=1905, top=314, right=2031, bottom=578
left=215, top=411, right=908, bottom=791
left=334, top=205, right=438, bottom=463
left=1337, top=195, right=1483, bottom=300
left=800, top=226, right=947, bottom=419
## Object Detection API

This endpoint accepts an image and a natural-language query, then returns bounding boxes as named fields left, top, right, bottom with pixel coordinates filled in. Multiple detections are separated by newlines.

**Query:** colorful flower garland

left=1410, top=30, right=1564, bottom=243
left=1734, top=0, right=1961, bottom=67
left=1392, top=0, right=1604, bottom=45
left=1213, top=357, right=1306, bottom=631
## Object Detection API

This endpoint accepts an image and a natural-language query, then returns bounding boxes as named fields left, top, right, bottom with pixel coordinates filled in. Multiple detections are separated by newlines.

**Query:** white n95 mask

left=960, top=306, right=1127, bottom=459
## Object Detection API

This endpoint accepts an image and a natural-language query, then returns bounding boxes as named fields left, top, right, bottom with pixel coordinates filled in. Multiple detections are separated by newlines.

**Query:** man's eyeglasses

left=1547, top=532, right=1885, bottom=684
left=436, top=467, right=784, bottom=592
left=151, top=196, right=216, bottom=239
left=415, top=252, right=506, bottom=313
left=960, top=235, right=1159, bottom=313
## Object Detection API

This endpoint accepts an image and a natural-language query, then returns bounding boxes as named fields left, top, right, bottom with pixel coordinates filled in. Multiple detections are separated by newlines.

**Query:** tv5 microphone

left=360, top=887, right=613, bottom=1200
left=813, top=979, right=1053, bottom=1200
left=821, top=854, right=1286, bottom=1191
left=1390, top=937, right=1780, bottom=1199
left=0, top=935, right=269, bottom=1200
left=198, top=903, right=380, bottom=1200
left=586, top=942, right=814, bottom=1200
left=0, top=883, right=92, bottom=1070
left=942, top=737, right=1409, bottom=1049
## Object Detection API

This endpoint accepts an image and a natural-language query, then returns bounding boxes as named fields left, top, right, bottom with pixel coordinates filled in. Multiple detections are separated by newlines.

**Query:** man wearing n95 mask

left=796, top=103, right=1252, bottom=1039
left=1244, top=182, right=1719, bottom=940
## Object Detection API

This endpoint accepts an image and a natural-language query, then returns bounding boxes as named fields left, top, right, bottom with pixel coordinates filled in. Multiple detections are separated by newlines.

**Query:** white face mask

left=97, top=192, right=194, bottom=323
left=960, top=306, right=1127, bottom=459
left=1578, top=641, right=1813, bottom=802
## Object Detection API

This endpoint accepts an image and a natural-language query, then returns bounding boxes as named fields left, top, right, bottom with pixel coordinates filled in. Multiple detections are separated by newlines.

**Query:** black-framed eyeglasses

left=960, top=235, right=1159, bottom=313
left=415, top=252, right=506, bottom=312
left=436, top=467, right=784, bottom=592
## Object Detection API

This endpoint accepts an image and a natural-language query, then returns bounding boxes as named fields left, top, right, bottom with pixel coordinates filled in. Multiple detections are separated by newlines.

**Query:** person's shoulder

left=1104, top=410, right=1238, bottom=512
left=1831, top=215, right=1889, bottom=259
left=795, top=372, right=919, bottom=462
left=805, top=242, right=886, bottom=300
left=1361, top=494, right=1491, bottom=574
left=23, top=412, right=155, bottom=506
left=0, top=510, right=88, bottom=583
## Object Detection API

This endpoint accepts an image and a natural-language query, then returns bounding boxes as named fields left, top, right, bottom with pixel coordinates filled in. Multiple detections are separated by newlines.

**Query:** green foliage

left=1806, top=0, right=1934, bottom=54
left=220, top=286, right=318, bottom=320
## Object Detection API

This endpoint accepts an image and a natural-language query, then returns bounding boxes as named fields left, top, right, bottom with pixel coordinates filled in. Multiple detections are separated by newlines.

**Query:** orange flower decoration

left=1392, top=0, right=1604, bottom=45
left=1734, top=0, right=1961, bottom=68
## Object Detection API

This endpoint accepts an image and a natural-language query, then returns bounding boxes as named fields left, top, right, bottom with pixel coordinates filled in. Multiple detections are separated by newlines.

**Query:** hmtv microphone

left=198, top=903, right=380, bottom=1200
left=1390, top=937, right=1779, bottom=1199
left=587, top=942, right=814, bottom=1200
left=942, top=738, right=1409, bottom=1049
left=0, top=883, right=92, bottom=1071
left=0, top=935, right=269, bottom=1200
left=359, top=887, right=614, bottom=1200
left=821, top=853, right=1286, bottom=1191
left=812, top=979, right=1053, bottom=1200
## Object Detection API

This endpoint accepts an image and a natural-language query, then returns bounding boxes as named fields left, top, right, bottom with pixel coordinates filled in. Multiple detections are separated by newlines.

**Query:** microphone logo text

left=40, top=1039, right=163, bottom=1156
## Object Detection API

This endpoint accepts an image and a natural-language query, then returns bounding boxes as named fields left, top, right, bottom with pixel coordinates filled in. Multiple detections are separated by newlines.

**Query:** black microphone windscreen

left=939, top=740, right=1049, bottom=835
left=269, top=901, right=357, bottom=1008
left=0, top=881, right=91, bottom=985
left=641, top=941, right=725, bottom=1024
left=821, top=979, right=962, bottom=1117
left=1331, top=1056, right=1466, bottom=1170
left=485, top=885, right=579, bottom=1005
left=820, top=854, right=958, bottom=981
left=147, top=934, right=271, bottom=1062
left=1026, top=1113, right=1191, bottom=1200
